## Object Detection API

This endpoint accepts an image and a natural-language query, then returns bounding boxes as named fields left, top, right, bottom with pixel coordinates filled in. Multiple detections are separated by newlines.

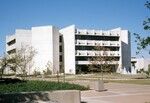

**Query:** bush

left=0, top=73, right=15, bottom=76
left=43, top=68, right=52, bottom=75
left=0, top=78, right=24, bottom=84
left=0, top=80, right=89, bottom=93
left=33, top=70, right=41, bottom=76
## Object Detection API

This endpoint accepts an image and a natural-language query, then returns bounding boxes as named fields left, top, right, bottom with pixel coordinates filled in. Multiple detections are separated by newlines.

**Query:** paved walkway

left=80, top=82, right=150, bottom=103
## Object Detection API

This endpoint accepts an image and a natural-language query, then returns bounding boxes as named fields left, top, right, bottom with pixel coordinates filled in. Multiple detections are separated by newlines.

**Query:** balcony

left=76, top=29, right=120, bottom=37
left=110, top=31, right=120, bottom=36
left=110, top=51, right=120, bottom=56
left=75, top=50, right=95, bottom=56
left=75, top=40, right=120, bottom=47
left=76, top=61, right=91, bottom=65
left=102, top=41, right=109, bottom=46
left=75, top=40, right=87, bottom=45
left=76, top=60, right=119, bottom=65
left=110, top=41, right=120, bottom=46
left=75, top=50, right=120, bottom=56
left=6, top=44, right=16, bottom=52
left=101, top=51, right=120, bottom=56
left=87, top=40, right=94, bottom=46
left=6, top=35, right=16, bottom=43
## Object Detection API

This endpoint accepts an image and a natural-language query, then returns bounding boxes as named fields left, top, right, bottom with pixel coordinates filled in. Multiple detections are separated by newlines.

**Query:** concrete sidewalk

left=80, top=82, right=150, bottom=103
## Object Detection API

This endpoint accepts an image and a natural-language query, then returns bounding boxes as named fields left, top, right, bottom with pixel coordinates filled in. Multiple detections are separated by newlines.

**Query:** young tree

left=89, top=45, right=115, bottom=91
left=134, top=1, right=150, bottom=55
left=145, top=64, right=150, bottom=77
left=89, top=45, right=116, bottom=91
left=9, top=45, right=37, bottom=80
left=89, top=46, right=116, bottom=76
left=43, top=61, right=52, bottom=75
left=0, top=55, right=8, bottom=79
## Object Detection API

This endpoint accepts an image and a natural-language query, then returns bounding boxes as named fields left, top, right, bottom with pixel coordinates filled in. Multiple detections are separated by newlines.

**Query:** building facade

left=131, top=57, right=150, bottom=71
left=6, top=25, right=131, bottom=74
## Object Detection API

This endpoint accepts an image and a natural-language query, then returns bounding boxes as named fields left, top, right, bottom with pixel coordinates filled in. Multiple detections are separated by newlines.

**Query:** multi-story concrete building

left=6, top=26, right=59, bottom=74
left=6, top=25, right=131, bottom=74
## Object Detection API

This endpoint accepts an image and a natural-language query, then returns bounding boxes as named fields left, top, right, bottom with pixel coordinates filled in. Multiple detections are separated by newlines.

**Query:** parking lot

left=81, top=82, right=150, bottom=103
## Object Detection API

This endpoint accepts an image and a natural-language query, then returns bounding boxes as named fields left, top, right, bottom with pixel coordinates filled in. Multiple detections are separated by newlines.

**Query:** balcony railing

left=75, top=40, right=120, bottom=46
left=6, top=35, right=16, bottom=43
left=76, top=61, right=119, bottom=65
left=6, top=44, right=16, bottom=52
left=75, top=29, right=120, bottom=37
left=75, top=50, right=120, bottom=56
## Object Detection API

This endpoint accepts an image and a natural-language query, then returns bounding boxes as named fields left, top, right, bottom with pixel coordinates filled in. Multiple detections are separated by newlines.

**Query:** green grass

left=65, top=73, right=149, bottom=81
left=0, top=80, right=89, bottom=93
left=63, top=74, right=150, bottom=85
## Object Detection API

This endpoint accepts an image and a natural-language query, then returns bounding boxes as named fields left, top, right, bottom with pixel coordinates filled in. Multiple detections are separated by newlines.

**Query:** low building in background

left=131, top=57, right=150, bottom=72
left=6, top=25, right=131, bottom=74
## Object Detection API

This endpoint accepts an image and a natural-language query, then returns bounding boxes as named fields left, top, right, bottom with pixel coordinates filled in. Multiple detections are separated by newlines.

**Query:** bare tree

left=89, top=46, right=116, bottom=76
left=0, top=54, right=8, bottom=79
left=9, top=45, right=37, bottom=80
left=43, top=61, right=52, bottom=75
left=89, top=45, right=116, bottom=91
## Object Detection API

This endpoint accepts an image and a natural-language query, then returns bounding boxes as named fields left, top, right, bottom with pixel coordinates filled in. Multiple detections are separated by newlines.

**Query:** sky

left=0, top=0, right=149, bottom=58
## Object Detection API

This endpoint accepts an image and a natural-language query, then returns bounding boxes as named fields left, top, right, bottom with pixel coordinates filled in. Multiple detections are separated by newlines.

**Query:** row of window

left=7, top=49, right=16, bottom=54
left=7, top=39, right=16, bottom=46
left=75, top=46, right=119, bottom=51
left=76, top=65, right=117, bottom=73
left=75, top=35, right=119, bottom=41
left=59, top=35, right=119, bottom=43
left=76, top=56, right=120, bottom=61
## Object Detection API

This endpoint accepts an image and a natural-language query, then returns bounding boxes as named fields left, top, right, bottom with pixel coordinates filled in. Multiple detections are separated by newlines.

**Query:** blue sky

left=0, top=0, right=149, bottom=57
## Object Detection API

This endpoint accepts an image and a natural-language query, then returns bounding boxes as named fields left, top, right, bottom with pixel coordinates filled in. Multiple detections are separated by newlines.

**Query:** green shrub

left=33, top=70, right=41, bottom=76
left=0, top=73, right=15, bottom=76
left=0, top=80, right=89, bottom=93
left=43, top=68, right=52, bottom=75
left=43, top=61, right=52, bottom=75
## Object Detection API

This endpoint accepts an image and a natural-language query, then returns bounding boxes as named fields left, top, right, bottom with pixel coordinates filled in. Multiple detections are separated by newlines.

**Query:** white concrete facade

left=6, top=25, right=131, bottom=74
left=59, top=25, right=76, bottom=74
left=31, top=26, right=59, bottom=73
left=6, top=29, right=31, bottom=54
left=6, top=26, right=59, bottom=74
left=131, top=57, right=150, bottom=71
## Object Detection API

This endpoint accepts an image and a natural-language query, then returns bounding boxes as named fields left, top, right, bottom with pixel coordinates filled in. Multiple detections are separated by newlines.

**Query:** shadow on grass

left=0, top=78, right=53, bottom=102
left=0, top=78, right=25, bottom=84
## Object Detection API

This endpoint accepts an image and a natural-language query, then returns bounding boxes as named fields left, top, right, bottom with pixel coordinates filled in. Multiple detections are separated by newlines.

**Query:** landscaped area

left=0, top=73, right=150, bottom=103
left=0, top=78, right=89, bottom=93
left=65, top=73, right=150, bottom=85
left=1, top=73, right=150, bottom=94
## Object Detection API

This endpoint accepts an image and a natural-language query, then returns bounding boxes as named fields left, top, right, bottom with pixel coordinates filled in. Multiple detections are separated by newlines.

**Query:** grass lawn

left=0, top=79, right=89, bottom=93
left=1, top=73, right=150, bottom=94
left=64, top=74, right=150, bottom=85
